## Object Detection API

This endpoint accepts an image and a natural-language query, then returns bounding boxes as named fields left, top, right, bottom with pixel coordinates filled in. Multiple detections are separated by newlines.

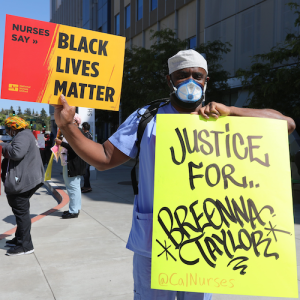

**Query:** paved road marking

left=0, top=188, right=69, bottom=240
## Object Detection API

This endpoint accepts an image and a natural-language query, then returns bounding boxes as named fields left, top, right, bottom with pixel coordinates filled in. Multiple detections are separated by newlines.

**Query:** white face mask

left=171, top=79, right=206, bottom=103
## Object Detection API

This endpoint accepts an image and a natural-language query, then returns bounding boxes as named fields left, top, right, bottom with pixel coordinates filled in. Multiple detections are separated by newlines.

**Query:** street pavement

left=0, top=160, right=300, bottom=299
left=0, top=160, right=135, bottom=300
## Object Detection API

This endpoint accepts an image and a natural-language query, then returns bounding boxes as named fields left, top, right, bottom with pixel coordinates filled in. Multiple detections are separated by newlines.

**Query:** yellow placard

left=151, top=115, right=298, bottom=298
left=1, top=15, right=125, bottom=110
left=44, top=152, right=54, bottom=181
left=41, top=25, right=125, bottom=110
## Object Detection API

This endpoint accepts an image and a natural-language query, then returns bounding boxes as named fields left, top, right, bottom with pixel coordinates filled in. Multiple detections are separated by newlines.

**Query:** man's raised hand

left=193, top=101, right=231, bottom=119
left=52, top=94, right=75, bottom=129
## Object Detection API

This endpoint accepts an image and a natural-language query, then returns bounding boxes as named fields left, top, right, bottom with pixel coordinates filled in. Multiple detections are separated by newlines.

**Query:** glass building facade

left=50, top=0, right=300, bottom=134
left=137, top=0, right=143, bottom=21
left=50, top=0, right=83, bottom=27
left=50, top=0, right=111, bottom=32
left=97, top=0, right=110, bottom=33
left=125, top=5, right=131, bottom=29
left=82, top=0, right=91, bottom=29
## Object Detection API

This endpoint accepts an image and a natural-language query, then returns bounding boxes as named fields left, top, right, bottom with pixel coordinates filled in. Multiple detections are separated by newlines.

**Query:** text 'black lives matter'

left=54, top=32, right=115, bottom=101
left=58, top=32, right=108, bottom=56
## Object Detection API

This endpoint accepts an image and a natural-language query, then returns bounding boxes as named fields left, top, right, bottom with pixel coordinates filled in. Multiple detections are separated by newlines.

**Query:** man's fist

left=193, top=102, right=231, bottom=119
left=53, top=94, right=76, bottom=129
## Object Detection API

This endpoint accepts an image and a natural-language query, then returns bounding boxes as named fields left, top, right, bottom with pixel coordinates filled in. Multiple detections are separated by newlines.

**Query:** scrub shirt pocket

left=127, top=201, right=153, bottom=256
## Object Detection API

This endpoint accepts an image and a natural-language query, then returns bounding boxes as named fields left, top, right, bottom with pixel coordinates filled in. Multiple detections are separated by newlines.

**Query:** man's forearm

left=229, top=107, right=296, bottom=134
left=230, top=107, right=283, bottom=118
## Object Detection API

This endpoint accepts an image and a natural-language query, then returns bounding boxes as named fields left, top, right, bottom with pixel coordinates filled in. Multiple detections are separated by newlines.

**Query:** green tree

left=236, top=3, right=300, bottom=118
left=32, top=109, right=35, bottom=115
left=195, top=41, right=231, bottom=104
left=40, top=108, right=47, bottom=118
left=0, top=115, right=6, bottom=126
left=95, top=29, right=231, bottom=140
left=17, top=106, right=22, bottom=115
left=96, top=28, right=231, bottom=128
left=24, top=108, right=31, bottom=115
left=121, top=29, right=189, bottom=119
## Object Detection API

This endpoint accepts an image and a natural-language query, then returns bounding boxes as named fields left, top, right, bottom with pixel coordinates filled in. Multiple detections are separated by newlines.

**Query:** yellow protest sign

left=44, top=152, right=54, bottom=181
left=1, top=15, right=125, bottom=110
left=151, top=115, right=298, bottom=298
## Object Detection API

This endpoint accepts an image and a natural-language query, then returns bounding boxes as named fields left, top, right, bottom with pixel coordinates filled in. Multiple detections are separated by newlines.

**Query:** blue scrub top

left=109, top=102, right=178, bottom=257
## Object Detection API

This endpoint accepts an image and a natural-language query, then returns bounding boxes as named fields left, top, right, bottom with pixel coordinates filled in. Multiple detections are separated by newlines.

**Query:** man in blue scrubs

left=53, top=50, right=295, bottom=299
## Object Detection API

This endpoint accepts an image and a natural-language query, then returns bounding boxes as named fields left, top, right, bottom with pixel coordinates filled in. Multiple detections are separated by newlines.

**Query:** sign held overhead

left=1, top=15, right=126, bottom=111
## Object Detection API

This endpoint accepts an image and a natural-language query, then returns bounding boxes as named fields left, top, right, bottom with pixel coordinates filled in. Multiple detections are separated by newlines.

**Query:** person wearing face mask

left=52, top=49, right=295, bottom=300
left=0, top=116, right=44, bottom=256
left=167, top=51, right=208, bottom=111
left=55, top=113, right=86, bottom=219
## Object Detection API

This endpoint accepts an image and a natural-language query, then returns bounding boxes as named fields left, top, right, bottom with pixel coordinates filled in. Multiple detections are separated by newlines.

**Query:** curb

left=0, top=182, right=69, bottom=240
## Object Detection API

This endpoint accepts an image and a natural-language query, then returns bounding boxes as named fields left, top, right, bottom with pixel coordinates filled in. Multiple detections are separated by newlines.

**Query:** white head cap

left=168, top=50, right=208, bottom=75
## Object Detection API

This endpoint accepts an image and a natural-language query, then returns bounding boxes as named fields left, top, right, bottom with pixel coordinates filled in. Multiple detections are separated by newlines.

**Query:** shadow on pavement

left=3, top=214, right=37, bottom=225
left=0, top=239, right=9, bottom=250
left=50, top=162, right=135, bottom=205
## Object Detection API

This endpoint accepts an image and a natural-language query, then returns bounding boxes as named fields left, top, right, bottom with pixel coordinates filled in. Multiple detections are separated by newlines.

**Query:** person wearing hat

left=55, top=113, right=86, bottom=219
left=0, top=116, right=44, bottom=256
left=52, top=50, right=295, bottom=299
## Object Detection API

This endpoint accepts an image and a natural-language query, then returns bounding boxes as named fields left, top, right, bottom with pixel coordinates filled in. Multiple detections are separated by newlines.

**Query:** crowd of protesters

left=0, top=114, right=93, bottom=253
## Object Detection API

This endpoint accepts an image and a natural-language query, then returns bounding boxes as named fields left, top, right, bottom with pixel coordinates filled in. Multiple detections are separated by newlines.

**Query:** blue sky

left=0, top=0, right=50, bottom=114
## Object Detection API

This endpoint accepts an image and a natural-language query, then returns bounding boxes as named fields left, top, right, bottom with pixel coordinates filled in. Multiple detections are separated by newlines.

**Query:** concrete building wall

left=114, top=0, right=120, bottom=15
left=113, top=0, right=205, bottom=49
left=50, top=0, right=300, bottom=112
left=205, top=0, right=300, bottom=76
left=50, top=0, right=83, bottom=27
left=160, top=13, right=175, bottom=31
left=145, top=24, right=157, bottom=49
left=177, top=1, right=197, bottom=41
left=132, top=32, right=143, bottom=47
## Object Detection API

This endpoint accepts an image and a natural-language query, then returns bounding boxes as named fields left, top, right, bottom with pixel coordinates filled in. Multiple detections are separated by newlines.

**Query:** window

left=151, top=0, right=157, bottom=11
left=115, top=14, right=120, bottom=35
left=98, top=0, right=109, bottom=33
left=82, top=0, right=90, bottom=29
left=103, top=3, right=108, bottom=23
left=125, top=5, right=131, bottom=29
left=188, top=36, right=196, bottom=49
left=137, top=0, right=143, bottom=20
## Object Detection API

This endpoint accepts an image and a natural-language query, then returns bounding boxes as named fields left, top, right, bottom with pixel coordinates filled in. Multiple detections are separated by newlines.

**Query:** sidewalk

left=0, top=160, right=300, bottom=299
left=0, top=161, right=135, bottom=300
